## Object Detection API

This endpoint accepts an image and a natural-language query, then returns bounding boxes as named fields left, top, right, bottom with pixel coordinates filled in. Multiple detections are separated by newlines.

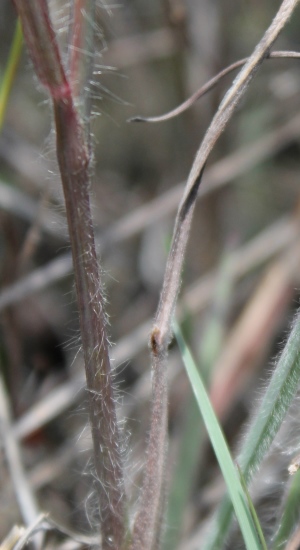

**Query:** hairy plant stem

left=53, top=98, right=126, bottom=550
left=131, top=0, right=299, bottom=548
left=12, top=2, right=127, bottom=548
left=131, top=348, right=168, bottom=550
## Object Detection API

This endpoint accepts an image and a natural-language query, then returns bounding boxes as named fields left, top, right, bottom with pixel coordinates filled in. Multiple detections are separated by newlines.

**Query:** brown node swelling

left=150, top=326, right=162, bottom=358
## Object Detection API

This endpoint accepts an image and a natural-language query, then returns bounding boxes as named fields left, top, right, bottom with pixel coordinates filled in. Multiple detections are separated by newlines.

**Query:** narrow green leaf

left=0, top=18, right=23, bottom=130
left=163, top=250, right=234, bottom=550
left=174, top=322, right=262, bottom=550
left=237, top=464, right=267, bottom=550
left=203, top=311, right=300, bottom=550
left=273, top=468, right=300, bottom=549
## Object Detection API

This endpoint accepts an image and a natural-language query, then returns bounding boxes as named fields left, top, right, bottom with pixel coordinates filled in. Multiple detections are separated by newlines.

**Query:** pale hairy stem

left=12, top=1, right=127, bottom=548
left=131, top=1, right=300, bottom=548
left=131, top=349, right=168, bottom=550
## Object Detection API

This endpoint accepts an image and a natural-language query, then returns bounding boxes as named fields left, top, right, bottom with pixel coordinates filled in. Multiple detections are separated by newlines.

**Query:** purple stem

left=12, top=2, right=127, bottom=548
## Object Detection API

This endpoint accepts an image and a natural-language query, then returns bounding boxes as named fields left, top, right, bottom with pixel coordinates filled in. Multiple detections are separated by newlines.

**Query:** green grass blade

left=203, top=311, right=300, bottom=550
left=0, top=18, right=23, bottom=130
left=163, top=251, right=234, bottom=550
left=273, top=468, right=300, bottom=549
left=174, top=322, right=262, bottom=550
left=237, top=464, right=267, bottom=550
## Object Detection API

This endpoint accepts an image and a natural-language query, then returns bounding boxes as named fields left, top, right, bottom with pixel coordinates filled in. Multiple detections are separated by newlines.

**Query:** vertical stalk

left=12, top=2, right=127, bottom=548
left=53, top=95, right=126, bottom=550
left=131, top=1, right=299, bottom=548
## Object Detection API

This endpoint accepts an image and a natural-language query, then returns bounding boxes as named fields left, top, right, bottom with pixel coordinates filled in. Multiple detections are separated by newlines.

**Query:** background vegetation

left=1, top=1, right=300, bottom=548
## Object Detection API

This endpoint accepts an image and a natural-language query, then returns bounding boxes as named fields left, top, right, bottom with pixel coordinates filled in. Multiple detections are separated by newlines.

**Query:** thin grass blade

left=203, top=311, right=300, bottom=550
left=174, top=322, right=262, bottom=550
left=273, top=469, right=300, bottom=549
left=0, top=18, right=23, bottom=129
left=237, top=464, right=267, bottom=550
